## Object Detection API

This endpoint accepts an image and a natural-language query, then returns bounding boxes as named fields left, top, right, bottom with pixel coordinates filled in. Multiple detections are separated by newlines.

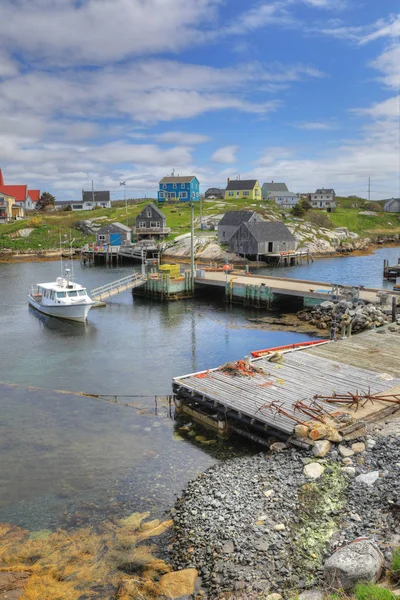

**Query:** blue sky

left=0, top=0, right=399, bottom=200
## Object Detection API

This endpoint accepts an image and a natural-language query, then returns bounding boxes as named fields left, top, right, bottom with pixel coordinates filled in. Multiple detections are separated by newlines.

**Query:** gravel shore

left=171, top=424, right=400, bottom=599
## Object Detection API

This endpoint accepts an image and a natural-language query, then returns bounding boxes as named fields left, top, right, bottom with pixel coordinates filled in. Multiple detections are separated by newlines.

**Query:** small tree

left=291, top=202, right=306, bottom=218
left=37, top=192, right=56, bottom=211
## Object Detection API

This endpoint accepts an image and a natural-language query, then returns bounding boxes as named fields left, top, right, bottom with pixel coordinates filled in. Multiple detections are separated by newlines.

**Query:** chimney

left=227, top=177, right=230, bottom=184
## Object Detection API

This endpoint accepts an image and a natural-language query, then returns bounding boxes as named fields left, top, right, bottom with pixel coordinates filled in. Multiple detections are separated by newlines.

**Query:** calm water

left=0, top=258, right=315, bottom=532
left=0, top=247, right=397, bottom=532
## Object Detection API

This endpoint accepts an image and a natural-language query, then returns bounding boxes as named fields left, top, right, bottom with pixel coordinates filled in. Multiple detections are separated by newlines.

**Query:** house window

left=192, top=192, right=195, bottom=198
left=139, top=221, right=146, bottom=228
left=173, top=184, right=177, bottom=189
left=147, top=210, right=152, bottom=217
left=181, top=183, right=185, bottom=188
left=168, top=192, right=176, bottom=199
left=150, top=221, right=160, bottom=228
left=228, top=191, right=234, bottom=197
left=98, top=234, right=106, bottom=241
left=72, top=204, right=83, bottom=210
left=159, top=192, right=165, bottom=198
left=255, top=189, right=259, bottom=196
left=163, top=184, right=166, bottom=189
left=179, top=192, right=187, bottom=199
left=236, top=191, right=239, bottom=196
left=222, top=231, right=225, bottom=238
left=243, top=191, right=249, bottom=196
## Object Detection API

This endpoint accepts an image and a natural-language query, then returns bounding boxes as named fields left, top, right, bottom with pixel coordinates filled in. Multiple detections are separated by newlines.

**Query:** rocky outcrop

left=163, top=234, right=247, bottom=263
left=286, top=223, right=370, bottom=256
left=0, top=572, right=30, bottom=600
left=324, top=539, right=384, bottom=590
left=297, top=299, right=389, bottom=335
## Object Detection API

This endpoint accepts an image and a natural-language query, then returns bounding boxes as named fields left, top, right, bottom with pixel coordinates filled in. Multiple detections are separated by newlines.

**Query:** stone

left=264, top=489, right=275, bottom=498
left=159, top=569, right=198, bottom=598
left=324, top=539, right=384, bottom=590
left=298, top=590, right=324, bottom=600
left=265, top=594, right=283, bottom=600
left=0, top=572, right=30, bottom=600
left=342, top=458, right=353, bottom=465
left=341, top=467, right=356, bottom=476
left=304, top=463, right=325, bottom=479
left=326, top=427, right=343, bottom=443
left=222, top=540, right=235, bottom=554
left=339, top=445, right=355, bottom=458
left=320, top=301, right=335, bottom=310
left=312, top=440, right=331, bottom=458
left=295, top=425, right=309, bottom=438
left=269, top=442, right=287, bottom=452
left=355, top=471, right=380, bottom=486
left=273, top=524, right=286, bottom=532
left=351, top=442, right=366, bottom=453
left=308, top=425, right=328, bottom=441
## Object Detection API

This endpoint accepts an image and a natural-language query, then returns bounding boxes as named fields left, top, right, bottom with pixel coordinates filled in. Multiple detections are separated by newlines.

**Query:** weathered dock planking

left=173, top=327, right=400, bottom=439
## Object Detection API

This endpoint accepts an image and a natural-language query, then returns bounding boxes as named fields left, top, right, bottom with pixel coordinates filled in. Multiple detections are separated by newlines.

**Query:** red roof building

left=0, top=169, right=40, bottom=208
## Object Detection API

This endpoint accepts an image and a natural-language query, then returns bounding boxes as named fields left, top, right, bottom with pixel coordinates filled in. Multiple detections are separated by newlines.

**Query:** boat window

left=78, top=290, right=87, bottom=296
left=57, top=291, right=67, bottom=298
left=50, top=291, right=56, bottom=300
left=68, top=290, right=78, bottom=297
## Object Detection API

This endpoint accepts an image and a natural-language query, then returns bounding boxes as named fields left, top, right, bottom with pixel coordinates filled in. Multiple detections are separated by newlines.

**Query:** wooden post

left=392, top=296, right=397, bottom=323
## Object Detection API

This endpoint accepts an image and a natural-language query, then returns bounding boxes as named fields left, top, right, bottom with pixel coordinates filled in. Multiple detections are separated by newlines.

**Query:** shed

left=205, top=188, right=224, bottom=199
left=217, top=210, right=262, bottom=243
left=383, top=198, right=400, bottom=213
left=96, top=222, right=131, bottom=246
left=228, top=221, right=296, bottom=256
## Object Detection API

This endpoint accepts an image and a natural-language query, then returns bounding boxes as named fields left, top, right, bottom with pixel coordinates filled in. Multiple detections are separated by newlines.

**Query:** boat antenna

left=60, top=229, right=63, bottom=278
left=70, top=228, right=75, bottom=281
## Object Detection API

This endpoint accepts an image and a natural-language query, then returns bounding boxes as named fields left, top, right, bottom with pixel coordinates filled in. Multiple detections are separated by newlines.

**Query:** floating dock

left=173, top=327, right=400, bottom=444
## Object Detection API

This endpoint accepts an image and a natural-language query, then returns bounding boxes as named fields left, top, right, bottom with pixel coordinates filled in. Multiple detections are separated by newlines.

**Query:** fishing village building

left=134, top=203, right=170, bottom=239
left=96, top=222, right=132, bottom=246
left=228, top=221, right=297, bottom=257
left=158, top=176, right=200, bottom=203
left=225, top=179, right=262, bottom=201
left=204, top=187, right=224, bottom=199
left=0, top=168, right=40, bottom=211
left=310, top=188, right=336, bottom=211
left=383, top=198, right=400, bottom=213
left=261, top=181, right=288, bottom=199
left=217, top=210, right=262, bottom=243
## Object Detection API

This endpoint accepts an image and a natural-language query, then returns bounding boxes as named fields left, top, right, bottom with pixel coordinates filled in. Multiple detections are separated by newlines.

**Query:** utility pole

left=368, top=177, right=371, bottom=202
left=199, top=195, right=203, bottom=230
left=92, top=180, right=95, bottom=205
left=120, top=181, right=127, bottom=215
left=190, top=201, right=195, bottom=285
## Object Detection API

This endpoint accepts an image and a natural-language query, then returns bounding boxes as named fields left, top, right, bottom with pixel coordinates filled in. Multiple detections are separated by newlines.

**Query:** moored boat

left=28, top=270, right=94, bottom=322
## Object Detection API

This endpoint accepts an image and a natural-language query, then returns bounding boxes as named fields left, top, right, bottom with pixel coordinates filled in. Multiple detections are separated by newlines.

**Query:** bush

left=364, top=201, right=383, bottom=212
left=354, top=582, right=396, bottom=600
left=27, top=216, right=42, bottom=228
left=306, top=210, right=333, bottom=229
left=292, top=203, right=306, bottom=218
left=391, top=547, right=400, bottom=582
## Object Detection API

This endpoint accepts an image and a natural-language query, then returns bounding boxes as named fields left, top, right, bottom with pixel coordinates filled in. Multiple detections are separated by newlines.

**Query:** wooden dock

left=91, top=273, right=146, bottom=302
left=173, top=326, right=400, bottom=442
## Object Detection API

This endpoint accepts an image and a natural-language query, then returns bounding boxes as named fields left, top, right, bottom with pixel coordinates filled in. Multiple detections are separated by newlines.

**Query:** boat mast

left=59, top=230, right=63, bottom=278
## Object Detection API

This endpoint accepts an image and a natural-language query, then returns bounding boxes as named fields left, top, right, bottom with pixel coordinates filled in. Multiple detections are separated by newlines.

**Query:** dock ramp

left=91, top=273, right=146, bottom=302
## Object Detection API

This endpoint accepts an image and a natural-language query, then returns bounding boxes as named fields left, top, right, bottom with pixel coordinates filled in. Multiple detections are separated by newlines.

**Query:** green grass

left=391, top=547, right=400, bottom=583
left=329, top=208, right=400, bottom=236
left=354, top=583, right=396, bottom=600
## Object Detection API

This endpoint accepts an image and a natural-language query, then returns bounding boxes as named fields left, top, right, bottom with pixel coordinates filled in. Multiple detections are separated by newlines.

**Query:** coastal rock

left=308, top=425, right=328, bottom=441
left=312, top=440, right=331, bottom=458
left=351, top=442, right=366, bottom=454
left=295, top=425, right=310, bottom=438
left=159, top=569, right=198, bottom=598
left=324, top=539, right=384, bottom=590
left=304, top=463, right=325, bottom=479
left=339, top=445, right=354, bottom=458
left=0, top=572, right=30, bottom=600
left=298, top=590, right=324, bottom=600
left=355, top=471, right=380, bottom=486
left=265, top=594, right=283, bottom=600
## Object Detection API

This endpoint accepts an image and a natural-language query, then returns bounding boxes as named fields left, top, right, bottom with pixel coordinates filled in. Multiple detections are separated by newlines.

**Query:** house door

left=110, top=233, right=121, bottom=246
left=268, top=242, right=273, bottom=253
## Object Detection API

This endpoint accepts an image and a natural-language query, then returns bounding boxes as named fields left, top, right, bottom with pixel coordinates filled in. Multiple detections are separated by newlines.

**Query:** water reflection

left=28, top=305, right=98, bottom=336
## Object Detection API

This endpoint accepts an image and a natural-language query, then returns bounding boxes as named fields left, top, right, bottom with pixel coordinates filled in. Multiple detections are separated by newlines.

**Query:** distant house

left=204, top=187, right=224, bottom=199
left=267, top=191, right=298, bottom=209
left=228, top=221, right=296, bottom=256
left=82, top=190, right=111, bottom=209
left=0, top=193, right=16, bottom=223
left=262, top=182, right=288, bottom=199
left=134, top=203, right=170, bottom=239
left=96, top=222, right=132, bottom=246
left=158, top=176, right=200, bottom=203
left=225, top=179, right=262, bottom=201
left=383, top=198, right=400, bottom=213
left=310, top=188, right=336, bottom=211
left=217, top=210, right=262, bottom=243
left=0, top=168, right=40, bottom=210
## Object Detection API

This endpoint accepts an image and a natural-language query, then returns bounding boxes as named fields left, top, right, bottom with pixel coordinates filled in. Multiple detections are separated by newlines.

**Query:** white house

left=267, top=191, right=298, bottom=209
left=311, top=188, right=336, bottom=211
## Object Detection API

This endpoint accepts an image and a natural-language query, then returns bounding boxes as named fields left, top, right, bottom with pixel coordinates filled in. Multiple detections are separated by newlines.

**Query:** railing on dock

left=91, top=273, right=146, bottom=302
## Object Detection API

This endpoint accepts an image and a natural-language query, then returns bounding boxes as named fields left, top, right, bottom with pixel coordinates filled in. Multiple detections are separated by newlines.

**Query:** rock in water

left=324, top=539, right=383, bottom=590
left=312, top=440, right=331, bottom=458
left=159, top=569, right=198, bottom=598
left=303, top=463, right=325, bottom=479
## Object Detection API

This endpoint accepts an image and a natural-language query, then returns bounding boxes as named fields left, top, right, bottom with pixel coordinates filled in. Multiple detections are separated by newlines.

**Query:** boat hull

left=28, top=295, right=93, bottom=323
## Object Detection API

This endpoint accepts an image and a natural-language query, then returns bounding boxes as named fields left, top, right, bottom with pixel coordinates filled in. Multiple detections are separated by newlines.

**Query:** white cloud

left=156, top=132, right=211, bottom=145
left=371, top=44, right=400, bottom=89
left=211, top=146, right=239, bottom=164
left=355, top=95, right=400, bottom=119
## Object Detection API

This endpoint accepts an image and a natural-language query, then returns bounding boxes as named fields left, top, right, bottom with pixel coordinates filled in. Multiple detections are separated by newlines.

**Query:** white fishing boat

left=28, top=269, right=95, bottom=323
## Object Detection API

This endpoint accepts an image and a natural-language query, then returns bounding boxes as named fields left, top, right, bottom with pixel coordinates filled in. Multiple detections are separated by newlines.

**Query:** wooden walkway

left=91, top=273, right=146, bottom=302
left=195, top=271, right=400, bottom=304
left=173, top=327, right=400, bottom=436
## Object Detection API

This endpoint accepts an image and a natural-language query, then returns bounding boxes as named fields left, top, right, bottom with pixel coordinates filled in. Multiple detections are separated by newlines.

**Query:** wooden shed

left=217, top=210, right=261, bottom=243
left=228, top=221, right=296, bottom=256
left=96, top=222, right=132, bottom=246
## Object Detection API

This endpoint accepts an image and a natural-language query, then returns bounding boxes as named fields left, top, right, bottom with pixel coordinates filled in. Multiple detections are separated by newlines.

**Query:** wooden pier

left=383, top=258, right=400, bottom=280
left=81, top=242, right=161, bottom=266
left=173, top=326, right=400, bottom=444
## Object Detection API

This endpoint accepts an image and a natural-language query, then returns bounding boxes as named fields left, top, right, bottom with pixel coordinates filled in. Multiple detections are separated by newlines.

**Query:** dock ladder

left=91, top=273, right=146, bottom=302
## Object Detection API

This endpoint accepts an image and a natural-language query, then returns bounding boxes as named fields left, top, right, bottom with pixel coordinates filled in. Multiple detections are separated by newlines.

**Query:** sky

left=0, top=0, right=399, bottom=201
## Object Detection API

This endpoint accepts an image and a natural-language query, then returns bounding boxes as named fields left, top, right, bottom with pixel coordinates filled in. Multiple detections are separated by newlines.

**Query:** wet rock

left=312, top=440, right=331, bottom=458
left=304, top=463, right=325, bottom=479
left=159, top=569, right=198, bottom=598
left=355, top=471, right=380, bottom=486
left=324, top=539, right=384, bottom=590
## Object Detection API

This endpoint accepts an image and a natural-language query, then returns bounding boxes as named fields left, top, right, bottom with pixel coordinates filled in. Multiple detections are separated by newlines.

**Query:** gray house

left=135, top=203, right=170, bottom=239
left=311, top=188, right=336, bottom=211
left=217, top=210, right=262, bottom=243
left=383, top=198, right=400, bottom=213
left=82, top=190, right=111, bottom=208
left=96, top=222, right=131, bottom=246
left=262, top=182, right=288, bottom=199
left=228, top=221, right=296, bottom=256
left=205, top=187, right=224, bottom=199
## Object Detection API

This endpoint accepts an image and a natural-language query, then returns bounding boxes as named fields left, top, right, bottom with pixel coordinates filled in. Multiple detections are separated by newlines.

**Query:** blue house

left=158, top=175, right=200, bottom=203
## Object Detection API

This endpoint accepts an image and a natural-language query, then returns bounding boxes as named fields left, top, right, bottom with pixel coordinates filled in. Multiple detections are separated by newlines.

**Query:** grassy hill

left=0, top=196, right=399, bottom=253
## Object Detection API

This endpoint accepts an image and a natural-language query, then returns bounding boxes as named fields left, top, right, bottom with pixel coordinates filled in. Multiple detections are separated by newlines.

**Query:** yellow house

left=225, top=179, right=262, bottom=201
left=0, top=192, right=16, bottom=223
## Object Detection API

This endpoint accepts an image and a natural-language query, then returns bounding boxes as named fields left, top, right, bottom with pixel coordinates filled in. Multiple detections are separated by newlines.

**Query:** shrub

left=364, top=201, right=383, bottom=212
left=292, top=203, right=306, bottom=218
left=306, top=210, right=333, bottom=229
left=27, top=216, right=42, bottom=228
left=391, top=547, right=400, bottom=582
